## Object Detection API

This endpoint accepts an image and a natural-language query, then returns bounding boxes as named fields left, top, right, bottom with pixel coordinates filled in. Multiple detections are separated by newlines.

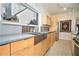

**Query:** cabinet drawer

left=24, top=47, right=34, bottom=56
left=41, top=39, right=48, bottom=55
left=11, top=49, right=25, bottom=56
left=11, top=47, right=34, bottom=56
left=0, top=44, right=10, bottom=56
left=24, top=37, right=34, bottom=48
left=11, top=37, right=34, bottom=54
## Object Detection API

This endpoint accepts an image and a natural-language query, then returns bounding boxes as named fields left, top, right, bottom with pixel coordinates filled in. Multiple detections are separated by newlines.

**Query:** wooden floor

left=45, top=40, right=73, bottom=56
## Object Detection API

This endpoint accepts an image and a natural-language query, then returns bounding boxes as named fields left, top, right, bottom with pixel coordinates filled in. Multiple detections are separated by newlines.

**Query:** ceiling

left=33, top=3, right=79, bottom=15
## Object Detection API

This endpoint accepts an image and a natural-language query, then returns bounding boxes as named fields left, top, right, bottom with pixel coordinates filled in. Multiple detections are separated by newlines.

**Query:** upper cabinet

left=47, top=16, right=51, bottom=26
left=41, top=14, right=51, bottom=26
left=49, top=16, right=57, bottom=32
left=41, top=14, right=47, bottom=25
left=0, top=3, right=39, bottom=26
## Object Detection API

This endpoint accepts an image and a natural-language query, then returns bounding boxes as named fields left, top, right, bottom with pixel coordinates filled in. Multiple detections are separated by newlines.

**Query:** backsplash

left=0, top=24, right=22, bottom=35
left=41, top=26, right=49, bottom=32
left=22, top=26, right=39, bottom=33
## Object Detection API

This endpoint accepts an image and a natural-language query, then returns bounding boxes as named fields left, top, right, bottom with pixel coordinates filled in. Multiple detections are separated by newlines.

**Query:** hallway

left=45, top=40, right=73, bottom=56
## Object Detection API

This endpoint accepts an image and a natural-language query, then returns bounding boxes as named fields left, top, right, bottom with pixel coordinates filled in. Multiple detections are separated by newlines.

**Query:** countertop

left=0, top=31, right=55, bottom=46
left=0, top=33, right=35, bottom=46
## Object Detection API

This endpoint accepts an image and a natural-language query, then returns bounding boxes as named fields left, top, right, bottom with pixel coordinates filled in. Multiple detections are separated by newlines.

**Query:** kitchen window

left=1, top=3, right=39, bottom=25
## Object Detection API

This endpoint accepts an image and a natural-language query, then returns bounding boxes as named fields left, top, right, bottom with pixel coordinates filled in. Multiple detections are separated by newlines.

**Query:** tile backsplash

left=0, top=24, right=22, bottom=35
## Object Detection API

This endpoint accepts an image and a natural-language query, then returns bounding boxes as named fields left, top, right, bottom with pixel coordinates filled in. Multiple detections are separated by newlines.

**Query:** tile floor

left=45, top=40, right=73, bottom=56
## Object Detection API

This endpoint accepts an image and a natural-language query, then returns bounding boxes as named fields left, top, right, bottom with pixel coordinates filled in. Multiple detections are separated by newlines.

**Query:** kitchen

left=0, top=3, right=79, bottom=56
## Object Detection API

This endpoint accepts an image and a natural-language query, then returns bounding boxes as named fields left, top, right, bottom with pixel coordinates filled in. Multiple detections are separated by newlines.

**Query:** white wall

left=55, top=9, right=79, bottom=40
left=0, top=4, right=2, bottom=21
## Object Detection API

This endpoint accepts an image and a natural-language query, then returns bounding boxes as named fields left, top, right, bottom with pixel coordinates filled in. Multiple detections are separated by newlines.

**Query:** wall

left=0, top=24, right=22, bottom=35
left=55, top=9, right=79, bottom=40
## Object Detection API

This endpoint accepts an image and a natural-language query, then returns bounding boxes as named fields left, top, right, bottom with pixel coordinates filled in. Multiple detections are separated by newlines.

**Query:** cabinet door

left=11, top=47, right=34, bottom=56
left=47, top=33, right=51, bottom=48
left=34, top=42, right=42, bottom=56
left=11, top=49, right=25, bottom=56
left=24, top=47, right=34, bottom=56
left=11, top=40, right=26, bottom=54
left=0, top=44, right=10, bottom=56
left=41, top=15, right=47, bottom=25
left=51, top=33, right=54, bottom=46
left=47, top=16, right=51, bottom=25
left=41, top=39, right=48, bottom=55
left=11, top=37, right=34, bottom=54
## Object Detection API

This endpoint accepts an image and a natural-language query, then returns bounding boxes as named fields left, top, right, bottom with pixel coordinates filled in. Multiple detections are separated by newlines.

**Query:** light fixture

left=63, top=7, right=67, bottom=10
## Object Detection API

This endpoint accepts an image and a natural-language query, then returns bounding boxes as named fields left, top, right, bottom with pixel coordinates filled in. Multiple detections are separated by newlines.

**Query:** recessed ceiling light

left=64, top=8, right=67, bottom=10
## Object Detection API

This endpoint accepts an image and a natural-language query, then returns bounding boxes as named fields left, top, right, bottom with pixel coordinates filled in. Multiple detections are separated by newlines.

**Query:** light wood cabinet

left=41, top=15, right=47, bottom=25
left=11, top=37, right=34, bottom=56
left=11, top=48, right=25, bottom=56
left=46, top=32, right=56, bottom=48
left=12, top=47, right=34, bottom=56
left=41, top=39, right=48, bottom=55
left=41, top=32, right=56, bottom=55
left=47, top=16, right=51, bottom=26
left=0, top=32, right=56, bottom=56
left=23, top=47, right=34, bottom=56
left=51, top=32, right=55, bottom=46
left=34, top=32, right=56, bottom=56
left=11, top=40, right=26, bottom=54
left=47, top=33, right=51, bottom=48
left=34, top=42, right=42, bottom=56
left=41, top=15, right=51, bottom=26
left=0, top=44, right=10, bottom=56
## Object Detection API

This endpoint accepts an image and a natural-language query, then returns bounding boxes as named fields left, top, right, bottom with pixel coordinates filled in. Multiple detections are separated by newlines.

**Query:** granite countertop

left=0, top=33, right=35, bottom=46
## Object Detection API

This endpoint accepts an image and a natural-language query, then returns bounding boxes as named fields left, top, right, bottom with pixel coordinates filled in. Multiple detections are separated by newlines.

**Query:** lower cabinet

left=41, top=39, right=48, bottom=55
left=11, top=37, right=34, bottom=56
left=47, top=33, right=52, bottom=48
left=0, top=32, right=56, bottom=56
left=51, top=32, right=55, bottom=46
left=11, top=48, right=25, bottom=56
left=34, top=39, right=48, bottom=56
left=34, top=42, right=42, bottom=56
left=11, top=47, right=34, bottom=56
left=34, top=32, right=56, bottom=56
left=0, top=44, right=10, bottom=56
left=24, top=47, right=34, bottom=56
